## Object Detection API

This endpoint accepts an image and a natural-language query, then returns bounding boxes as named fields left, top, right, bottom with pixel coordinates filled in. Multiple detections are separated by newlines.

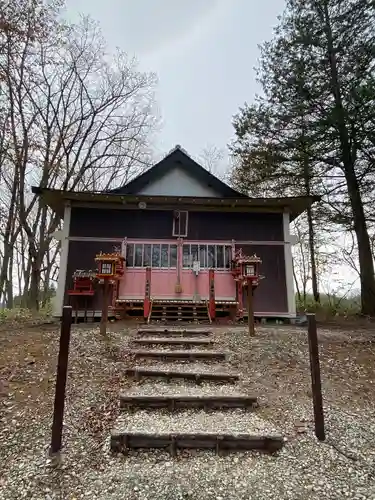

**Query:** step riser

left=120, top=397, right=258, bottom=411
left=125, top=369, right=239, bottom=384
left=151, top=319, right=209, bottom=322
left=110, top=433, right=284, bottom=455
left=131, top=340, right=214, bottom=347
left=137, top=329, right=212, bottom=337
left=130, top=352, right=226, bottom=361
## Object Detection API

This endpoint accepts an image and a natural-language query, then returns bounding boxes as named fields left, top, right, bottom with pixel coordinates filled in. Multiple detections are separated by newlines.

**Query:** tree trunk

left=306, top=206, right=320, bottom=304
left=5, top=279, right=13, bottom=309
left=27, top=262, right=41, bottom=311
left=345, top=172, right=375, bottom=315
left=323, top=4, right=375, bottom=315
left=0, top=202, right=18, bottom=302
left=6, top=251, right=14, bottom=308
left=292, top=260, right=302, bottom=304
left=22, top=257, right=32, bottom=308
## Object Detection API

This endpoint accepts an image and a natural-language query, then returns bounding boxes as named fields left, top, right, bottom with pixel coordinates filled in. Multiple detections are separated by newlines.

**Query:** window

left=101, top=262, right=113, bottom=274
left=225, top=246, right=232, bottom=269
left=199, top=245, right=206, bottom=267
left=170, top=245, right=177, bottom=267
left=126, top=243, right=178, bottom=269
left=183, top=244, right=190, bottom=267
left=172, top=210, right=188, bottom=237
left=182, top=244, right=232, bottom=270
left=161, top=244, right=169, bottom=267
left=152, top=244, right=161, bottom=267
left=134, top=244, right=143, bottom=267
left=245, top=264, right=255, bottom=276
left=207, top=245, right=215, bottom=268
left=143, top=244, right=152, bottom=267
left=216, top=245, right=225, bottom=268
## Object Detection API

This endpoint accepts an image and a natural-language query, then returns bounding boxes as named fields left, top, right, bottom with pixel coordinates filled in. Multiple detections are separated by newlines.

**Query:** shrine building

left=32, top=145, right=319, bottom=323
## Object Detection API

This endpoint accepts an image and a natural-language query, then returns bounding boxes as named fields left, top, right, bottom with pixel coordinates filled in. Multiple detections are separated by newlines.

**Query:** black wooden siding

left=69, top=207, right=284, bottom=241
left=236, top=245, right=287, bottom=313
left=187, top=212, right=283, bottom=241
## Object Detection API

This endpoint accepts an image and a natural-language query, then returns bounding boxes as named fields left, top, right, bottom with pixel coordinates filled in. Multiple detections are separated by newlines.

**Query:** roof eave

left=31, top=187, right=320, bottom=220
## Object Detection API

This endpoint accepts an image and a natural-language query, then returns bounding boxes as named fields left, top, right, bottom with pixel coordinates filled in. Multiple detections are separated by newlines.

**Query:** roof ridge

left=164, top=144, right=192, bottom=160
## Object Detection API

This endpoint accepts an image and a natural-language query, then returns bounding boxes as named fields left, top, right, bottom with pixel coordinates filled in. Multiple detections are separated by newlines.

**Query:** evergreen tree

left=230, top=0, right=375, bottom=315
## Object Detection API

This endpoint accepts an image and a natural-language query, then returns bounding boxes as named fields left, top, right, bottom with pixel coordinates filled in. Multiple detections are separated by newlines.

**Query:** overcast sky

left=65, top=0, right=285, bottom=159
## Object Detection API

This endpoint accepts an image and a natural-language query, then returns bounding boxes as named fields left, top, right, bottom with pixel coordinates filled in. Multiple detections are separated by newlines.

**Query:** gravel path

left=2, top=322, right=375, bottom=499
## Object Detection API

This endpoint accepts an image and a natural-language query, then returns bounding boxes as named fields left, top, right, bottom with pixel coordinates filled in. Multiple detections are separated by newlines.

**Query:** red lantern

left=231, top=250, right=262, bottom=287
left=94, top=252, right=125, bottom=335
left=95, top=252, right=125, bottom=280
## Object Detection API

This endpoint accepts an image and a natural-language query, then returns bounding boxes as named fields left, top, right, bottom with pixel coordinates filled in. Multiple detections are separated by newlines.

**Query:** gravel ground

left=1, top=321, right=375, bottom=499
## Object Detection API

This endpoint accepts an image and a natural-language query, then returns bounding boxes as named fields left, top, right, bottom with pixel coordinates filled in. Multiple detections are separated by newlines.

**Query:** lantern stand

left=232, top=250, right=262, bottom=336
left=67, top=270, right=97, bottom=323
left=95, top=252, right=125, bottom=335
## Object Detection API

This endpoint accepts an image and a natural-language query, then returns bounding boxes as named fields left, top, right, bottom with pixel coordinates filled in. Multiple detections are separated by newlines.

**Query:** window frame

left=172, top=210, right=189, bottom=238
left=126, top=243, right=178, bottom=269
left=182, top=243, right=232, bottom=270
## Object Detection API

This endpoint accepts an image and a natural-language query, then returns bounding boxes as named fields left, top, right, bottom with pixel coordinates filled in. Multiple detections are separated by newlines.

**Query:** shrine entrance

left=118, top=239, right=236, bottom=302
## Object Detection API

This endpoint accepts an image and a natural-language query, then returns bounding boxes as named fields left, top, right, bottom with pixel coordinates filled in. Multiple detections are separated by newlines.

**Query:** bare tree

left=199, top=145, right=226, bottom=177
left=0, top=2, right=158, bottom=309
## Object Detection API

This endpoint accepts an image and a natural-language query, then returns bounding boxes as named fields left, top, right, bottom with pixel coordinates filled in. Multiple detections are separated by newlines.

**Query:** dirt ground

left=1, top=320, right=375, bottom=499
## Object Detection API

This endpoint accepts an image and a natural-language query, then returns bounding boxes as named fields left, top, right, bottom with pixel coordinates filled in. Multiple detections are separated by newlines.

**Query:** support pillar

left=237, top=282, right=244, bottom=319
left=208, top=269, right=216, bottom=321
left=247, top=286, right=255, bottom=336
left=100, top=280, right=109, bottom=336
left=144, top=267, right=151, bottom=321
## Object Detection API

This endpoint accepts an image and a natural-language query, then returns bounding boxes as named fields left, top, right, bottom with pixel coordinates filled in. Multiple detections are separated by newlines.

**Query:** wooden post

left=100, top=279, right=109, bottom=335
left=247, top=286, right=255, bottom=336
left=208, top=268, right=216, bottom=320
left=50, top=306, right=72, bottom=456
left=307, top=313, right=325, bottom=441
left=144, top=267, right=151, bottom=321
left=237, top=282, right=243, bottom=319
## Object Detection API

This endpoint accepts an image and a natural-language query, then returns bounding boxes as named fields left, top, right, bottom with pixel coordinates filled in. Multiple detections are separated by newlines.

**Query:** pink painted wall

left=119, top=269, right=145, bottom=299
left=180, top=270, right=235, bottom=300
left=119, top=239, right=236, bottom=301
left=119, top=268, right=236, bottom=300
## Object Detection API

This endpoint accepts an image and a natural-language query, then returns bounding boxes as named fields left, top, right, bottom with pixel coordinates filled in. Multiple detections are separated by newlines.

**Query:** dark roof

left=107, top=145, right=247, bottom=198
left=31, top=145, right=321, bottom=221
left=31, top=186, right=320, bottom=222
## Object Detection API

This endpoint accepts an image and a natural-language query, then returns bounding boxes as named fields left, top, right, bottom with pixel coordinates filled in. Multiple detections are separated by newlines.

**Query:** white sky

left=64, top=0, right=284, bottom=158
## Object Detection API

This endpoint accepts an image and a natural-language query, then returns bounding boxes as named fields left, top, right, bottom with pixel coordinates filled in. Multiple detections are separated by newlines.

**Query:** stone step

left=122, top=382, right=244, bottom=396
left=110, top=411, right=284, bottom=455
left=125, top=367, right=239, bottom=384
left=119, top=394, right=258, bottom=410
left=150, top=316, right=208, bottom=318
left=131, top=338, right=214, bottom=348
left=129, top=350, right=226, bottom=361
left=150, top=320, right=212, bottom=325
left=137, top=328, right=212, bottom=337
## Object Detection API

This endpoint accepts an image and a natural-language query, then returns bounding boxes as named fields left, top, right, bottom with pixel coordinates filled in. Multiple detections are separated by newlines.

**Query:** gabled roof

left=31, top=146, right=321, bottom=221
left=108, top=145, right=247, bottom=198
